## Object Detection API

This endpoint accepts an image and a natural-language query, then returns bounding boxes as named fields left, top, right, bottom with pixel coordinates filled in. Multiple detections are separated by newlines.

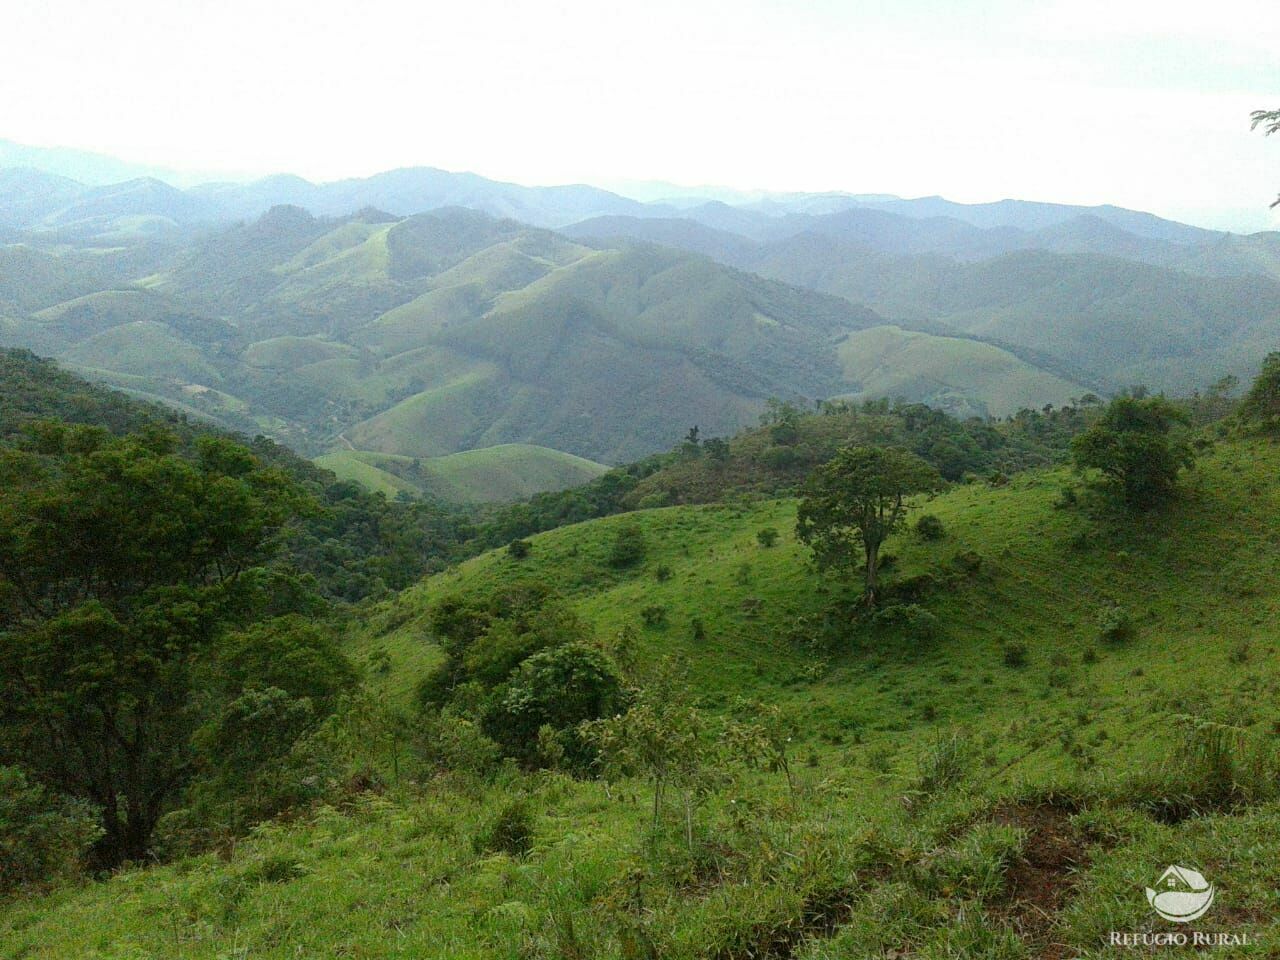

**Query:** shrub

left=607, top=524, right=647, bottom=568
left=690, top=618, right=706, bottom=641
left=640, top=605, right=668, bottom=628
left=756, top=527, right=779, bottom=548
left=473, top=800, right=534, bottom=857
left=0, top=766, right=101, bottom=893
left=914, top=514, right=945, bottom=541
left=654, top=563, right=672, bottom=582
left=1002, top=642, right=1028, bottom=668
left=482, top=643, right=625, bottom=768
left=507, top=539, right=532, bottom=560
left=913, top=732, right=973, bottom=798
left=871, top=603, right=940, bottom=643
left=415, top=713, right=502, bottom=777
left=1096, top=604, right=1135, bottom=644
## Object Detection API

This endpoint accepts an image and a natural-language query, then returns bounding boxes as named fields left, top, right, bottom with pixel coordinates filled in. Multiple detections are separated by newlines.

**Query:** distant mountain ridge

left=3, top=140, right=1279, bottom=475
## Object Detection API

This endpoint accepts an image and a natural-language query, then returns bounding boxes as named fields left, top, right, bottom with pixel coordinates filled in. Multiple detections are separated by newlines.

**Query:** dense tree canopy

left=0, top=425, right=304, bottom=867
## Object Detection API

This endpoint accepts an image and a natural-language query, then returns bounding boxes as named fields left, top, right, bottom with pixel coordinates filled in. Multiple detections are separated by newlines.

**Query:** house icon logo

left=1146, top=865, right=1215, bottom=923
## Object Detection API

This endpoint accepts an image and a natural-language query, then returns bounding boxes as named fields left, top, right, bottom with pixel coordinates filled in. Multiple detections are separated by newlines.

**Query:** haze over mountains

left=2, top=139, right=1278, bottom=496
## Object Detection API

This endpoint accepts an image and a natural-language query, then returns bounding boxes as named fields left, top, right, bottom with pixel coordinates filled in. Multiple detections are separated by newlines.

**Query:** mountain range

left=2, top=140, right=1278, bottom=496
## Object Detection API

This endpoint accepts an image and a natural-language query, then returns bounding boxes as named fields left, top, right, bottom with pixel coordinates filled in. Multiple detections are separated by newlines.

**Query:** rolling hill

left=9, top=428, right=1280, bottom=957
left=0, top=206, right=907, bottom=470
left=833, top=324, right=1087, bottom=418
left=315, top=443, right=608, bottom=503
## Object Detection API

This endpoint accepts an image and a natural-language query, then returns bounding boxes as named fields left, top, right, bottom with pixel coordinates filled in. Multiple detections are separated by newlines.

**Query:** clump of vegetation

left=1238, top=351, right=1280, bottom=433
left=483, top=643, right=625, bottom=769
left=473, top=800, right=535, bottom=857
left=607, top=523, right=647, bottom=568
left=0, top=766, right=102, bottom=895
left=756, top=527, right=779, bottom=547
left=507, top=539, right=532, bottom=560
left=871, top=603, right=941, bottom=643
left=640, top=605, right=668, bottom=628
left=1071, top=394, right=1194, bottom=509
left=1002, top=642, right=1029, bottom=668
left=912, top=731, right=973, bottom=799
left=914, top=514, right=945, bottom=541
left=1096, top=604, right=1135, bottom=644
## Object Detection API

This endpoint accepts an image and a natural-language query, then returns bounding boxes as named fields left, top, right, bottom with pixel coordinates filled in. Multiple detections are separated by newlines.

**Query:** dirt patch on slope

left=989, top=801, right=1093, bottom=960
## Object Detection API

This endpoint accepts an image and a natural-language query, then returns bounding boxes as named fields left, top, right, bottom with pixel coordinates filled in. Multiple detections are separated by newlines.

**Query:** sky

left=2, top=0, right=1277, bottom=231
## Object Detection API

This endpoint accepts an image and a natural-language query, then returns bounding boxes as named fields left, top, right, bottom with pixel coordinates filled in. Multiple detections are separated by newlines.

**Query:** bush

left=1002, top=642, right=1028, bottom=668
left=640, top=605, right=668, bottom=627
left=507, top=539, right=532, bottom=560
left=1096, top=604, right=1135, bottom=644
left=473, top=800, right=534, bottom=857
left=756, top=527, right=779, bottom=548
left=607, top=524, right=647, bottom=568
left=415, top=712, right=502, bottom=777
left=654, top=563, right=672, bottom=582
left=482, top=643, right=625, bottom=768
left=870, top=603, right=940, bottom=643
left=0, top=766, right=101, bottom=893
left=914, top=514, right=945, bottom=541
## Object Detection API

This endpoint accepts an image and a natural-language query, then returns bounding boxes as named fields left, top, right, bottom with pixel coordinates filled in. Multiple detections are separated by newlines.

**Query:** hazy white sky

left=2, top=0, right=1277, bottom=230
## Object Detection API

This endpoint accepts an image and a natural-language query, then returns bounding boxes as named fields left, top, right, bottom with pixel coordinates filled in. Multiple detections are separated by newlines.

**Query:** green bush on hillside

left=472, top=800, right=535, bottom=857
left=1071, top=394, right=1194, bottom=509
left=914, top=514, right=945, bottom=541
left=1002, top=642, right=1029, bottom=668
left=871, top=603, right=941, bottom=643
left=482, top=643, right=625, bottom=769
left=1096, top=604, right=1136, bottom=644
left=607, top=523, right=647, bottom=568
left=0, top=766, right=102, bottom=895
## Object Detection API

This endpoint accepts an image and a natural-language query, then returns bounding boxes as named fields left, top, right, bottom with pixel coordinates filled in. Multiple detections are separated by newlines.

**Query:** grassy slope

left=7, top=439, right=1280, bottom=958
left=837, top=324, right=1087, bottom=418
left=316, top=444, right=608, bottom=503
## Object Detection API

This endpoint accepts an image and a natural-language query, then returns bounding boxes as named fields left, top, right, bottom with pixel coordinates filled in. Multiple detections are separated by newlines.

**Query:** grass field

left=6, top=438, right=1280, bottom=958
left=316, top=443, right=608, bottom=503
left=837, top=324, right=1087, bottom=418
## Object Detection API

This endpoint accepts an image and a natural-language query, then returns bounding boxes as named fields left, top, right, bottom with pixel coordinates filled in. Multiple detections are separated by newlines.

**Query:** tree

left=1070, top=395, right=1193, bottom=509
left=0, top=426, right=302, bottom=867
left=1239, top=352, right=1280, bottom=432
left=796, top=446, right=940, bottom=606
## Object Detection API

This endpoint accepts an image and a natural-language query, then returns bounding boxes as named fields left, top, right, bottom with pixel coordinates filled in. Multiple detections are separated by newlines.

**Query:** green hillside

left=751, top=241, right=1280, bottom=392
left=835, top=324, right=1088, bottom=418
left=5, top=208, right=910, bottom=462
left=10, top=428, right=1280, bottom=957
left=316, top=443, right=608, bottom=503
